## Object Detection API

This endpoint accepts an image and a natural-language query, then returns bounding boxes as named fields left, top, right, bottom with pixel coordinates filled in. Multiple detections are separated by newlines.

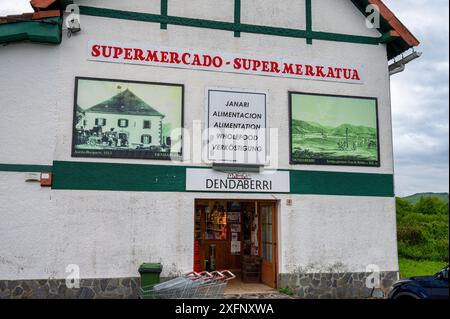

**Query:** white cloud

left=0, top=0, right=33, bottom=16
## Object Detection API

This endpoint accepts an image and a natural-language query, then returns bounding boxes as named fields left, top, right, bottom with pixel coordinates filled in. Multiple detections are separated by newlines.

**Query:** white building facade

left=0, top=0, right=419, bottom=299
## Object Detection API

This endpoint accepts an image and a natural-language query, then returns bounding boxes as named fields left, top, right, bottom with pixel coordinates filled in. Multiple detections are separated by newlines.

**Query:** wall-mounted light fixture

left=389, top=51, right=422, bottom=76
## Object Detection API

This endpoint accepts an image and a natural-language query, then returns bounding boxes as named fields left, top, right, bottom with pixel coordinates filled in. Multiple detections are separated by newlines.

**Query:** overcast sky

left=383, top=0, right=449, bottom=196
left=1, top=0, right=448, bottom=196
left=0, top=0, right=33, bottom=16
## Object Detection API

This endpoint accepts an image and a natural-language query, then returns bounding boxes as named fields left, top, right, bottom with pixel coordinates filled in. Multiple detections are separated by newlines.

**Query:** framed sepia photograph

left=289, top=92, right=380, bottom=167
left=72, top=77, right=184, bottom=160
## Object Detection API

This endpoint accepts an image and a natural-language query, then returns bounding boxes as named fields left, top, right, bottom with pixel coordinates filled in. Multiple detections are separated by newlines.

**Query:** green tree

left=396, top=197, right=413, bottom=215
left=439, top=202, right=449, bottom=215
left=396, top=196, right=449, bottom=263
left=414, top=196, right=447, bottom=215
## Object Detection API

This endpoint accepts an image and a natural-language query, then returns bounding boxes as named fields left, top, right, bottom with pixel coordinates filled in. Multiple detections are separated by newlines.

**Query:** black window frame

left=143, top=120, right=152, bottom=129
left=118, top=119, right=129, bottom=128
left=95, top=118, right=107, bottom=126
left=141, top=134, right=152, bottom=144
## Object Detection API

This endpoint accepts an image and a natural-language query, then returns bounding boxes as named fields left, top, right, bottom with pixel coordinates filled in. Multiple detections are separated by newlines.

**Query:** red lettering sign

left=88, top=41, right=364, bottom=84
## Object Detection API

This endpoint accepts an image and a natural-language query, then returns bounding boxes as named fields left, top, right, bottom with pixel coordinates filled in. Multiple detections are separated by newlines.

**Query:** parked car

left=388, top=266, right=449, bottom=300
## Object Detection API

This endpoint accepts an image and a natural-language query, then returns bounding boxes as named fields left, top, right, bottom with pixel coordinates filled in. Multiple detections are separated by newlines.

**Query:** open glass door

left=260, top=202, right=277, bottom=288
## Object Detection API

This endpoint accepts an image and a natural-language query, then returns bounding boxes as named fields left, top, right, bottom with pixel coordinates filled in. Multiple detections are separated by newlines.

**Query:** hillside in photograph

left=291, top=120, right=379, bottom=165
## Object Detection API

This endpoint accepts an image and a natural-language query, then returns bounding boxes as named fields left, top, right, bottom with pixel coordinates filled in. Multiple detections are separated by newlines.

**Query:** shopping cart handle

left=197, top=271, right=213, bottom=277
left=210, top=271, right=226, bottom=281
left=220, top=270, right=237, bottom=282
left=195, top=271, right=214, bottom=281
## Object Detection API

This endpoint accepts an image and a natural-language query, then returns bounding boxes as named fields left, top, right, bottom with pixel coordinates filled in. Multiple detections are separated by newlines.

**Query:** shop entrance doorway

left=194, top=200, right=278, bottom=289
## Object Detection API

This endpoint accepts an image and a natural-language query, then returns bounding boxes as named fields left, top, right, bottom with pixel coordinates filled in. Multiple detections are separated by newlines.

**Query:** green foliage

left=396, top=197, right=413, bottom=216
left=399, top=258, right=448, bottom=279
left=415, top=196, right=449, bottom=215
left=279, top=287, right=294, bottom=297
left=397, top=224, right=425, bottom=244
left=396, top=196, right=449, bottom=263
left=441, top=202, right=450, bottom=215
left=404, top=192, right=449, bottom=205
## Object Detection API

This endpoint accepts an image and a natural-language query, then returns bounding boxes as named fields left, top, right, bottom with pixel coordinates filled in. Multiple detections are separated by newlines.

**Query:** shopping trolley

left=140, top=270, right=236, bottom=299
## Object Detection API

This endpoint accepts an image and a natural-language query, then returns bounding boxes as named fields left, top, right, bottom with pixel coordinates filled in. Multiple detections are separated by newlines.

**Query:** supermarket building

left=0, top=0, right=419, bottom=299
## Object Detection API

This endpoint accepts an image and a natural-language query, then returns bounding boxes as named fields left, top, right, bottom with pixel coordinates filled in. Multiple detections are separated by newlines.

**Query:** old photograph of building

left=73, top=78, right=183, bottom=160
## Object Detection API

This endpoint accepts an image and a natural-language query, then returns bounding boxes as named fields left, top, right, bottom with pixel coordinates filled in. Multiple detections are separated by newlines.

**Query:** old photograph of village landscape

left=290, top=93, right=380, bottom=167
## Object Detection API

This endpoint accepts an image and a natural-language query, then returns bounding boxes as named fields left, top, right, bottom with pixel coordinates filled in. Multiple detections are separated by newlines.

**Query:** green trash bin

left=138, top=263, right=162, bottom=299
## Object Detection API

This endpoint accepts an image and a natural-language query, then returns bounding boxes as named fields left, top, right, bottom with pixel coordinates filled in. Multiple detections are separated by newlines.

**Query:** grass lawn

left=399, top=258, right=448, bottom=279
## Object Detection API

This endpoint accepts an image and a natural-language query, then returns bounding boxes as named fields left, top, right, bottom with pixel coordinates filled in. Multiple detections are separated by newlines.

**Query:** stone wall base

left=278, top=271, right=399, bottom=299
left=0, top=277, right=141, bottom=299
left=1, top=271, right=399, bottom=299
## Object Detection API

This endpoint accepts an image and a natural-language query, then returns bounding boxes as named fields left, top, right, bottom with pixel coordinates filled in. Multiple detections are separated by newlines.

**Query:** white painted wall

left=0, top=0, right=398, bottom=281
left=280, top=195, right=399, bottom=273
left=0, top=173, right=194, bottom=279
left=77, top=0, right=161, bottom=14
left=170, top=0, right=235, bottom=22
left=0, top=43, right=59, bottom=166
left=313, top=0, right=381, bottom=37
left=241, top=0, right=306, bottom=29
left=0, top=177, right=397, bottom=280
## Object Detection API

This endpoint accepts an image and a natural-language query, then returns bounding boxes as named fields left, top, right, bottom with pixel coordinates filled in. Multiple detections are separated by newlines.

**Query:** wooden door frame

left=258, top=201, right=278, bottom=288
left=194, top=199, right=279, bottom=287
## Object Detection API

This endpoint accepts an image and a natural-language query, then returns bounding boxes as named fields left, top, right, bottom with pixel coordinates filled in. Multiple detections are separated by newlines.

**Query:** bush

left=397, top=224, right=425, bottom=244
left=396, top=197, right=413, bottom=215
left=396, top=196, right=449, bottom=263
left=439, top=202, right=449, bottom=215
left=414, top=196, right=448, bottom=215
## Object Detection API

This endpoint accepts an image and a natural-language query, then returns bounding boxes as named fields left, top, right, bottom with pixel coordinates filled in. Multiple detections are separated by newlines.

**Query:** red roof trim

left=0, top=10, right=60, bottom=25
left=370, top=0, right=420, bottom=47
left=30, top=0, right=59, bottom=10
